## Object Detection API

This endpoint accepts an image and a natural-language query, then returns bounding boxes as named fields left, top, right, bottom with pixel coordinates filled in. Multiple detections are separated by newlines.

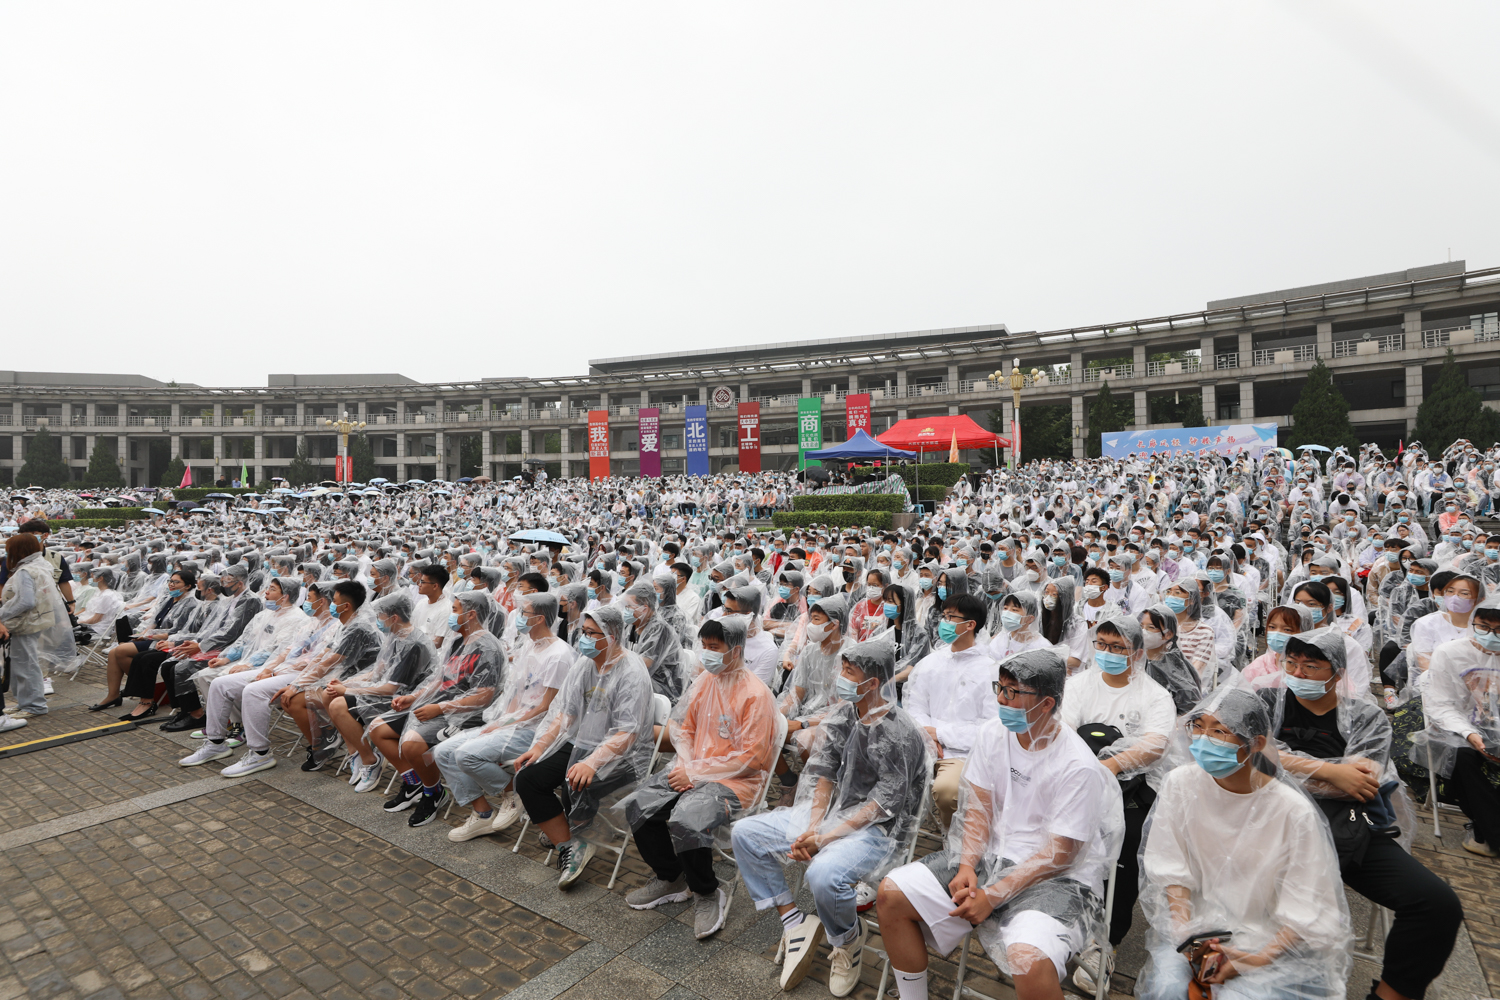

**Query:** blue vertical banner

left=685, top=405, right=709, bottom=476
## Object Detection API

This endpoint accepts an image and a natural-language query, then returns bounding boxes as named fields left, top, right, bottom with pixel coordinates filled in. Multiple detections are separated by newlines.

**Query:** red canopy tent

left=877, top=414, right=1009, bottom=452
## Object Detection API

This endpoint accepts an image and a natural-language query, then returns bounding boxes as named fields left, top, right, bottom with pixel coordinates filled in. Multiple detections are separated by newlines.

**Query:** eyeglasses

left=992, top=682, right=1040, bottom=699
left=1093, top=640, right=1131, bottom=656
left=1284, top=655, right=1333, bottom=677
left=1187, top=718, right=1239, bottom=742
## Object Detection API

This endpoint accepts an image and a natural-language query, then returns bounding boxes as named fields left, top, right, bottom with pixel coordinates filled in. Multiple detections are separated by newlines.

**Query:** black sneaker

left=408, top=787, right=450, bottom=828
left=161, top=713, right=203, bottom=733
left=383, top=782, right=422, bottom=813
left=301, top=746, right=339, bottom=772
left=316, top=728, right=341, bottom=751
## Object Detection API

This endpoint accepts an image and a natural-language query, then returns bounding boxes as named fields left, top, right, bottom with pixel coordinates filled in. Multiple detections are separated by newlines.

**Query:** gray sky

left=3, top=2, right=1497, bottom=387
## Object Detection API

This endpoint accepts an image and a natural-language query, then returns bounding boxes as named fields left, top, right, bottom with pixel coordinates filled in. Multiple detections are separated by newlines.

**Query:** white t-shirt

left=903, top=645, right=999, bottom=758
left=410, top=594, right=455, bottom=649
left=87, top=589, right=124, bottom=637
left=512, top=635, right=577, bottom=709
left=742, top=631, right=780, bottom=687
left=986, top=629, right=1053, bottom=663
left=1058, top=669, right=1176, bottom=790
left=960, top=720, right=1115, bottom=895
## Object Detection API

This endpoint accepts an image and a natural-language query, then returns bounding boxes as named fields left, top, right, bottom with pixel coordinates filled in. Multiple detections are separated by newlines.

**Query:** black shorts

left=343, top=695, right=391, bottom=727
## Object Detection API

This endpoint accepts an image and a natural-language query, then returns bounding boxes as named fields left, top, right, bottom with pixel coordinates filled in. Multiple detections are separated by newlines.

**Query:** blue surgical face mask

left=301, top=601, right=314, bottom=616
left=1306, top=606, right=1324, bottom=623
left=1266, top=630, right=1291, bottom=653
left=1474, top=630, right=1500, bottom=654
left=619, top=607, right=635, bottom=628
left=1407, top=573, right=1426, bottom=587
left=1490, top=549, right=1500, bottom=561
left=578, top=635, right=599, bottom=657
left=1385, top=551, right=1400, bottom=564
left=955, top=558, right=968, bottom=569
left=168, top=588, right=183, bottom=599
left=1095, top=650, right=1130, bottom=675
left=1285, top=672, right=1331, bottom=699
left=587, top=587, right=597, bottom=600
left=919, top=578, right=933, bottom=591
left=1000, top=610, right=1024, bottom=632
left=264, top=599, right=279, bottom=611
left=1464, top=539, right=1474, bottom=550
left=997, top=703, right=1032, bottom=733
left=1332, top=594, right=1345, bottom=610
left=1190, top=735, right=1245, bottom=778
left=377, top=619, right=390, bottom=633
left=937, top=586, right=948, bottom=600
left=1052, top=555, right=1065, bottom=566
left=779, top=585, right=792, bottom=600
left=447, top=612, right=460, bottom=630
left=1397, top=515, right=1409, bottom=523
left=1206, top=569, right=1225, bottom=583
left=937, top=620, right=961, bottom=644
left=835, top=676, right=863, bottom=701
left=689, top=556, right=700, bottom=567
left=699, top=649, right=727, bottom=674
left=1164, top=595, right=1187, bottom=613
left=883, top=602, right=900, bottom=620
left=1108, top=568, right=1124, bottom=583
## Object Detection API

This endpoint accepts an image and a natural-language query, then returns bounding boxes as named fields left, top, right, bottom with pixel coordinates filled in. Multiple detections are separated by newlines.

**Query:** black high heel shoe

left=120, top=702, right=158, bottom=722
left=88, top=696, right=124, bottom=712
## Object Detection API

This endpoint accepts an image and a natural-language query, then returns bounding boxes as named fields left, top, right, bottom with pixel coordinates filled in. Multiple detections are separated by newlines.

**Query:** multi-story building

left=3, top=260, right=1498, bottom=487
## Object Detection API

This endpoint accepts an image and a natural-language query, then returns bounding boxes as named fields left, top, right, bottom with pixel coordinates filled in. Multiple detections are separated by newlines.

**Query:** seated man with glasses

left=877, top=649, right=1123, bottom=1000
left=903, top=593, right=997, bottom=829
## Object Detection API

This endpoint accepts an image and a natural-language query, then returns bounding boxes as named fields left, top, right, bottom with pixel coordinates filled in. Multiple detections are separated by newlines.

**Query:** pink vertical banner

left=638, top=407, right=661, bottom=477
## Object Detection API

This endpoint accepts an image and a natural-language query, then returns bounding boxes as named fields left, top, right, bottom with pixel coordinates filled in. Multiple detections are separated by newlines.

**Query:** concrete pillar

left=1132, top=343, right=1147, bottom=377
left=896, top=369, right=908, bottom=398
left=1001, top=399, right=1014, bottom=456
left=253, top=433, right=265, bottom=484
left=481, top=429, right=492, bottom=475
left=1237, top=331, right=1253, bottom=364
left=848, top=372, right=859, bottom=394
left=1200, top=336, right=1216, bottom=371
left=117, top=435, right=128, bottom=484
left=801, top=377, right=812, bottom=397
left=1200, top=383, right=1217, bottom=425
left=946, top=365, right=959, bottom=391
left=1316, top=321, right=1333, bottom=359
left=1133, top=389, right=1147, bottom=427
left=739, top=383, right=750, bottom=404
left=394, top=399, right=406, bottom=482
left=170, top=435, right=181, bottom=459
left=171, top=401, right=181, bottom=428
left=949, top=404, right=960, bottom=416
left=213, top=434, right=223, bottom=477
left=1404, top=309, right=1423, bottom=344
left=1071, top=395, right=1086, bottom=458
left=1240, top=381, right=1256, bottom=420
left=1405, top=366, right=1424, bottom=430
left=521, top=428, right=531, bottom=456
left=1070, top=351, right=1083, bottom=383
left=435, top=430, right=446, bottom=479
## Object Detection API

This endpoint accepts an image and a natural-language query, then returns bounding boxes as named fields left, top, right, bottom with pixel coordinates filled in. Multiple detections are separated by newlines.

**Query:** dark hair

left=172, top=569, right=198, bottom=591
left=1083, top=566, right=1110, bottom=587
left=333, top=579, right=367, bottom=608
left=6, top=533, right=42, bottom=571
left=945, top=592, right=986, bottom=626
left=1292, top=581, right=1332, bottom=608
left=519, top=571, right=550, bottom=593
left=420, top=564, right=450, bottom=587
left=698, top=619, right=725, bottom=644
left=1266, top=606, right=1303, bottom=632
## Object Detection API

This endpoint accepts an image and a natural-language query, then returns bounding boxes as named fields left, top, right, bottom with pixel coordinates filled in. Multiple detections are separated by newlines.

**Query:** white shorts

left=883, top=861, right=1082, bottom=979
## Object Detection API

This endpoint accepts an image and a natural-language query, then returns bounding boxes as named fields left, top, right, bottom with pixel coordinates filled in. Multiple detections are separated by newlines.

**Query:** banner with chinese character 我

left=685, top=405, right=709, bottom=476
left=587, top=410, right=610, bottom=480
left=845, top=393, right=871, bottom=439
left=738, top=401, right=761, bottom=473
left=638, top=407, right=661, bottom=477
left=1099, top=422, right=1279, bottom=460
left=797, top=398, right=822, bottom=469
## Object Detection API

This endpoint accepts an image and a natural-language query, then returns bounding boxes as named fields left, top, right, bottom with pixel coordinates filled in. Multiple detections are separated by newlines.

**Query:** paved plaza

left=1, top=670, right=1496, bottom=1000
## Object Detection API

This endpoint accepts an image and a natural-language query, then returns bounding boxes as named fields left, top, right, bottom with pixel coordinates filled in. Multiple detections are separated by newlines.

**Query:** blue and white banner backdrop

left=1100, top=423, right=1278, bottom=460
left=685, top=405, right=710, bottom=476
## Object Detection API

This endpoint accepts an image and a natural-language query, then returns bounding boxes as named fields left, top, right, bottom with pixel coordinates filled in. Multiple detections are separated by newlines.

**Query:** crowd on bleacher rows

left=4, top=436, right=1500, bottom=1000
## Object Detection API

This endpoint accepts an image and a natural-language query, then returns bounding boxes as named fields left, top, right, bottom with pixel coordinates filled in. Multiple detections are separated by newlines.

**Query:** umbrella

left=272, top=488, right=296, bottom=494
left=471, top=476, right=492, bottom=484
left=189, top=507, right=212, bottom=514
left=457, top=477, right=474, bottom=483
left=510, top=528, right=571, bottom=544
left=270, top=476, right=287, bottom=482
left=205, top=493, right=235, bottom=499
left=522, top=457, right=546, bottom=467
left=406, top=478, right=427, bottom=485
left=141, top=507, right=165, bottom=515
left=319, top=480, right=341, bottom=487
left=78, top=492, right=97, bottom=498
left=1272, top=447, right=1294, bottom=460
left=433, top=489, right=452, bottom=495
left=1296, top=444, right=1332, bottom=452
left=369, top=477, right=389, bottom=484
left=24, top=485, right=45, bottom=491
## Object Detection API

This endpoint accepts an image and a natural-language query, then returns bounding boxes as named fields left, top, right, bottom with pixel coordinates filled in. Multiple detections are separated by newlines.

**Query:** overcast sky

left=2, top=2, right=1497, bottom=388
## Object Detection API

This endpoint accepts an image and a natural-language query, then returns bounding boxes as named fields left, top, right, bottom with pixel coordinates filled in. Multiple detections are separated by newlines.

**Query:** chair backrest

left=745, top=712, right=789, bottom=816
left=651, top=692, right=672, bottom=726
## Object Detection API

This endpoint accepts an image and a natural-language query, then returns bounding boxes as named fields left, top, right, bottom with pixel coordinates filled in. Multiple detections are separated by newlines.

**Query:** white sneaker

left=827, top=918, right=866, bottom=997
left=1072, top=942, right=1114, bottom=994
left=353, top=761, right=384, bottom=793
left=449, top=810, right=497, bottom=843
left=0, top=716, right=27, bottom=733
left=179, top=742, right=234, bottom=767
left=4, top=708, right=44, bottom=720
left=854, top=880, right=876, bottom=912
left=221, top=750, right=277, bottom=778
left=43, top=678, right=54, bottom=695
left=779, top=914, right=824, bottom=991
left=489, top=791, right=524, bottom=832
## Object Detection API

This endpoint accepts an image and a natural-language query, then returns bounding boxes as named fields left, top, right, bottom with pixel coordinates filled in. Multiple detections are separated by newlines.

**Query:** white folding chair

left=1352, top=898, right=1391, bottom=964
left=714, top=712, right=789, bottom=900
left=266, top=707, right=306, bottom=758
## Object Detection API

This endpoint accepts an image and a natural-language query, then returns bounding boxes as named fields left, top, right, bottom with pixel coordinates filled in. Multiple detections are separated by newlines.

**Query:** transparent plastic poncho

left=346, top=616, right=440, bottom=721
left=778, top=594, right=854, bottom=730
left=621, top=585, right=686, bottom=701
left=1409, top=593, right=1500, bottom=781
left=395, top=627, right=505, bottom=742
left=1136, top=685, right=1352, bottom=1000
left=1062, top=617, right=1176, bottom=787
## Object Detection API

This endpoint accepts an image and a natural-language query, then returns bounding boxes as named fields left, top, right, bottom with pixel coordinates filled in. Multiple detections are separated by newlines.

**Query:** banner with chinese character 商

left=588, top=410, right=610, bottom=479
left=845, top=393, right=871, bottom=439
left=638, top=407, right=661, bottom=477
left=737, top=401, right=761, bottom=473
left=797, top=398, right=822, bottom=469
left=685, top=405, right=709, bottom=476
left=1099, top=422, right=1279, bottom=460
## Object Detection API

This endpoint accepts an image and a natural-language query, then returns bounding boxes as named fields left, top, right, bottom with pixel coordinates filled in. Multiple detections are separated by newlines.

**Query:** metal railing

left=1215, top=352, right=1240, bottom=370
left=1082, top=364, right=1134, bottom=383
left=1423, top=324, right=1500, bottom=348
left=906, top=382, right=951, bottom=396
left=1252, top=345, right=1317, bottom=366
left=1146, top=357, right=1202, bottom=378
left=1331, top=333, right=1405, bottom=358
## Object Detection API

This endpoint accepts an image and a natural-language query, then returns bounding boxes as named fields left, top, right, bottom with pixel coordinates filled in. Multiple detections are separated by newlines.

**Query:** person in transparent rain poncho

left=877, top=648, right=1123, bottom=1000
left=0, top=533, right=76, bottom=726
left=1411, top=592, right=1500, bottom=858
left=731, top=635, right=931, bottom=997
left=778, top=593, right=855, bottom=759
left=1241, top=604, right=1315, bottom=691
left=1138, top=604, right=1216, bottom=716
left=1038, top=576, right=1087, bottom=672
left=438, top=592, right=576, bottom=842
left=370, top=592, right=505, bottom=828
left=985, top=590, right=1051, bottom=662
left=1135, top=686, right=1351, bottom=1000
left=511, top=605, right=656, bottom=888
left=1252, top=627, right=1463, bottom=1000
left=277, top=581, right=383, bottom=771
left=1056, top=617, right=1177, bottom=993
left=616, top=615, right=778, bottom=939
left=619, top=582, right=686, bottom=702
left=1161, top=579, right=1220, bottom=687
left=1287, top=581, right=1375, bottom=701
left=326, top=592, right=440, bottom=793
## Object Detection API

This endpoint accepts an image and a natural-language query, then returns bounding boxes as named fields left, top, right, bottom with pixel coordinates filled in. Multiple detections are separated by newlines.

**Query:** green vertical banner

left=797, top=397, right=822, bottom=469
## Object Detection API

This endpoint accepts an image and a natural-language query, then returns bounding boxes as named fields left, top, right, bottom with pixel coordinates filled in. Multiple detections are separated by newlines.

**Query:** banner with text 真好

left=1100, top=422, right=1279, bottom=460
left=797, top=398, right=822, bottom=469
left=685, top=406, right=709, bottom=476
left=738, top=401, right=761, bottom=473
left=588, top=410, right=610, bottom=480
left=845, top=393, right=871, bottom=439
left=638, top=407, right=661, bottom=477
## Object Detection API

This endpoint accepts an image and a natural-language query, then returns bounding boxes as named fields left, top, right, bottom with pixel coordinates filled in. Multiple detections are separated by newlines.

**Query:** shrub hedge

left=72, top=507, right=148, bottom=520
left=46, top=518, right=144, bottom=530
left=792, top=493, right=906, bottom=513
left=176, top=487, right=258, bottom=500
left=850, top=462, right=970, bottom=487
left=910, top=485, right=950, bottom=502
left=771, top=511, right=893, bottom=532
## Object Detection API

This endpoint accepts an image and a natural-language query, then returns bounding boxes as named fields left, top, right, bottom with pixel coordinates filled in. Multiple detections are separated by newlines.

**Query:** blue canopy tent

left=803, top=429, right=916, bottom=462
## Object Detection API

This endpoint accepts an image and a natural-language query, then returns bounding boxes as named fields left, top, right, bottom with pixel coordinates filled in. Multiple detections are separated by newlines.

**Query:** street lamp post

left=989, top=358, right=1037, bottom=469
left=324, top=411, right=367, bottom=483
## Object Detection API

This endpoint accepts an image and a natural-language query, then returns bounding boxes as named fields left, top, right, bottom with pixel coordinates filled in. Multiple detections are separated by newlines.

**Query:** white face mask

left=805, top=621, right=832, bottom=642
left=865, top=585, right=882, bottom=602
left=1025, top=569, right=1041, bottom=582
left=1083, top=584, right=1102, bottom=600
left=1143, top=629, right=1166, bottom=649
left=1042, top=594, right=1057, bottom=610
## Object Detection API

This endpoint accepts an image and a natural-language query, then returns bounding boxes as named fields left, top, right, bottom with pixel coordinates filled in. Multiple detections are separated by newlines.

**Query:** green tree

left=17, top=426, right=69, bottom=488
left=286, top=443, right=317, bottom=486
left=459, top=435, right=482, bottom=479
left=987, top=404, right=1073, bottom=464
left=1285, top=358, right=1361, bottom=452
left=1086, top=381, right=1131, bottom=457
left=348, top=432, right=377, bottom=483
left=1149, top=391, right=1205, bottom=427
left=160, top=455, right=186, bottom=488
left=84, top=439, right=123, bottom=488
left=1413, top=348, right=1500, bottom=451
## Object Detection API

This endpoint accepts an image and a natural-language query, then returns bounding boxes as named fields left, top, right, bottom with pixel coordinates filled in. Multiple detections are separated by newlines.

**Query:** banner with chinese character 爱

left=685, top=405, right=709, bottom=476
left=738, top=401, right=761, bottom=473
left=638, top=407, right=661, bottom=477
left=1099, top=422, right=1278, bottom=460
left=845, top=393, right=871, bottom=439
left=797, top=398, right=822, bottom=469
left=587, top=410, right=610, bottom=479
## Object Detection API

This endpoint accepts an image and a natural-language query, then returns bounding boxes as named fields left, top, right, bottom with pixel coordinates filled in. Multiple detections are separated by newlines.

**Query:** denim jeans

left=1136, top=945, right=1338, bottom=1000
left=432, top=726, right=536, bottom=807
left=730, top=806, right=896, bottom=947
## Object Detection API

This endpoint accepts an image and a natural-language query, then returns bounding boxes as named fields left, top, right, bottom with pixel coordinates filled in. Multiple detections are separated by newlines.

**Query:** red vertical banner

left=737, top=402, right=761, bottom=473
left=588, top=410, right=611, bottom=480
left=844, top=393, right=871, bottom=439
left=334, top=455, right=344, bottom=482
